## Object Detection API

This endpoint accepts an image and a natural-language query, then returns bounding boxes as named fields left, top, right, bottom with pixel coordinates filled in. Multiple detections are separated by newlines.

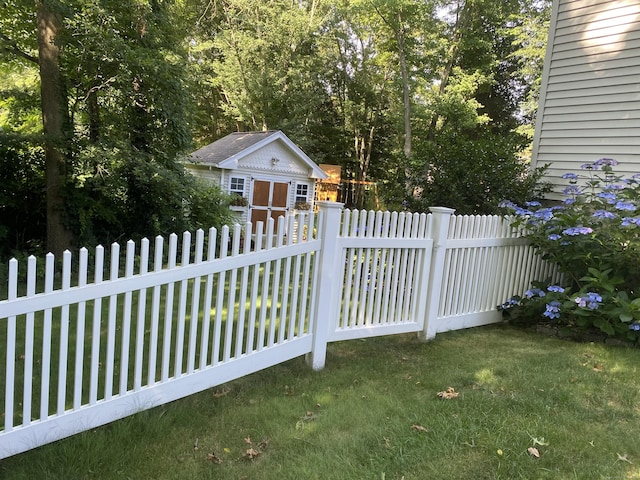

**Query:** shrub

left=499, top=159, right=640, bottom=340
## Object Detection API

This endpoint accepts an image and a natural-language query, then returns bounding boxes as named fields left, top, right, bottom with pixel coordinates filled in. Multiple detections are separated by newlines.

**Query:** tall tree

left=37, top=1, right=73, bottom=256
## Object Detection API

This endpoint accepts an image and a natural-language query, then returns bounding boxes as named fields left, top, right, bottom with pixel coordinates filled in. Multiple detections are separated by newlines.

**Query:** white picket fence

left=0, top=202, right=560, bottom=459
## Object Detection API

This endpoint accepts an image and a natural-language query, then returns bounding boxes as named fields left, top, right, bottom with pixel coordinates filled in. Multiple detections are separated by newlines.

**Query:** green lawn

left=2, top=324, right=640, bottom=479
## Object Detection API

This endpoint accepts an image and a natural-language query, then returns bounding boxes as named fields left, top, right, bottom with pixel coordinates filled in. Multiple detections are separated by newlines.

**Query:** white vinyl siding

left=532, top=0, right=640, bottom=196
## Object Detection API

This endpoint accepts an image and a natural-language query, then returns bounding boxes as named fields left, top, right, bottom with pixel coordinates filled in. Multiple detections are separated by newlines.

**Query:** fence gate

left=328, top=209, right=434, bottom=342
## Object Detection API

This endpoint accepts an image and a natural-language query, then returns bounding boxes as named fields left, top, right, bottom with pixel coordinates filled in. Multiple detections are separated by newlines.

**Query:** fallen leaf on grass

left=245, top=448, right=261, bottom=460
left=437, top=387, right=459, bottom=399
left=527, top=447, right=540, bottom=458
left=592, top=363, right=604, bottom=372
left=617, top=453, right=632, bottom=464
left=206, top=452, right=223, bottom=464
left=411, top=424, right=429, bottom=433
left=212, top=387, right=230, bottom=398
left=244, top=436, right=252, bottom=444
left=302, top=411, right=316, bottom=421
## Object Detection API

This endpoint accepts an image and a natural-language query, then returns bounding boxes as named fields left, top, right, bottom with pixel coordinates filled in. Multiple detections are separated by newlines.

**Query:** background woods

left=0, top=0, right=550, bottom=258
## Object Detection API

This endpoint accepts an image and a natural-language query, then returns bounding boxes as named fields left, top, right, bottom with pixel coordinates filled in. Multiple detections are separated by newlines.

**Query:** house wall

left=531, top=0, right=640, bottom=195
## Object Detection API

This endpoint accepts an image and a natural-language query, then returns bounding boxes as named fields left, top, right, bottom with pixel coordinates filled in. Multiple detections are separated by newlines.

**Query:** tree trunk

left=37, top=1, right=73, bottom=256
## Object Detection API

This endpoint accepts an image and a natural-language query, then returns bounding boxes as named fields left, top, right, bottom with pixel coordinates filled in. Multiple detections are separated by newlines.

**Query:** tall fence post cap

left=428, top=206, right=456, bottom=215
left=316, top=201, right=345, bottom=209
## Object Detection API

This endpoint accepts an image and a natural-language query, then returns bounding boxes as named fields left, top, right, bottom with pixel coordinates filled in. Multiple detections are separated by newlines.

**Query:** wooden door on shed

left=250, top=180, right=289, bottom=232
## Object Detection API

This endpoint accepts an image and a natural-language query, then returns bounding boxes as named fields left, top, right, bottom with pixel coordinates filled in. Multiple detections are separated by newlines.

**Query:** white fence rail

left=0, top=203, right=560, bottom=459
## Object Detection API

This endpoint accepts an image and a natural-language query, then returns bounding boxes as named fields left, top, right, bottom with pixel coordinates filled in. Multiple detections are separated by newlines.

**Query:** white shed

left=531, top=0, right=640, bottom=196
left=186, top=130, right=328, bottom=229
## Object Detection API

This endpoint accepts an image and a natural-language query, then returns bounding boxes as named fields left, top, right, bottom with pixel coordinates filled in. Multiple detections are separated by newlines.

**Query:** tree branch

left=0, top=31, right=39, bottom=64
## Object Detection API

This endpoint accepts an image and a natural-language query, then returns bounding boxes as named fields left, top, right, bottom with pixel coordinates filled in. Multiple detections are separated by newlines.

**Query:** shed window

left=230, top=177, right=245, bottom=195
left=295, top=184, right=309, bottom=203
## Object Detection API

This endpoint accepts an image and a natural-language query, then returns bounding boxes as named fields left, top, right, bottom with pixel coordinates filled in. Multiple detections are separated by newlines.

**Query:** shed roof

left=189, top=130, right=328, bottom=179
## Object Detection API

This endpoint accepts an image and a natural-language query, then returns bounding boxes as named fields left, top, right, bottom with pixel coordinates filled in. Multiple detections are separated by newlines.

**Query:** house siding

left=532, top=0, right=640, bottom=196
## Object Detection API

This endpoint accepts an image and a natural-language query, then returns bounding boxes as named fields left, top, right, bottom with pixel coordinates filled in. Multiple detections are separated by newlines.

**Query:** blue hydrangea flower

left=524, top=288, right=546, bottom=299
left=562, top=226, right=593, bottom=236
left=615, top=201, right=636, bottom=211
left=621, top=217, right=640, bottom=227
left=499, top=200, right=517, bottom=209
left=525, top=201, right=542, bottom=207
left=581, top=163, right=596, bottom=170
left=629, top=323, right=640, bottom=331
left=547, top=285, right=565, bottom=293
left=500, top=297, right=520, bottom=309
left=562, top=173, right=579, bottom=180
left=592, top=210, right=616, bottom=219
left=604, top=184, right=625, bottom=190
left=532, top=209, right=553, bottom=222
left=575, top=292, right=602, bottom=310
left=543, top=301, right=562, bottom=319
left=514, top=207, right=533, bottom=216
left=597, top=192, right=618, bottom=204
left=562, top=185, right=583, bottom=196
left=548, top=234, right=562, bottom=240
left=563, top=198, right=576, bottom=205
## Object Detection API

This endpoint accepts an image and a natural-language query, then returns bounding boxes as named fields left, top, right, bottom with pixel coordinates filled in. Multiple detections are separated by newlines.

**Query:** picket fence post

left=420, top=206, right=456, bottom=341
left=306, top=201, right=344, bottom=371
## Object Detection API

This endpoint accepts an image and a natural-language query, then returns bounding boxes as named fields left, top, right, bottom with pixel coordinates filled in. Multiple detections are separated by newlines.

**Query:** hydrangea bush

left=499, top=159, right=640, bottom=340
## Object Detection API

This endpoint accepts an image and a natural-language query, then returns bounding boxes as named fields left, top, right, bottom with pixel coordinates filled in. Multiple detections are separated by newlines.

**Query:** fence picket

left=4, top=259, right=17, bottom=431
left=188, top=230, right=205, bottom=374
left=90, top=247, right=104, bottom=405
left=134, top=240, right=149, bottom=390
left=119, top=241, right=135, bottom=395
left=199, top=228, right=217, bottom=369
left=23, top=257, right=36, bottom=425
left=40, top=254, right=54, bottom=417
left=212, top=226, right=229, bottom=364
left=73, top=249, right=88, bottom=408
left=148, top=236, right=163, bottom=384
left=162, top=234, right=178, bottom=380
left=256, top=219, right=274, bottom=352
left=175, top=232, right=191, bottom=377
left=235, top=227, right=251, bottom=357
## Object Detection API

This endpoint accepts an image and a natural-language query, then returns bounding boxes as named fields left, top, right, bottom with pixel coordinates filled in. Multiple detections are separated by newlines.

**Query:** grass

left=2, top=324, right=640, bottom=479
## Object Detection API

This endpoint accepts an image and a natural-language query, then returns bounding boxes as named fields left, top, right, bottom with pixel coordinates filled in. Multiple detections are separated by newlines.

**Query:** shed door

left=250, top=180, right=289, bottom=232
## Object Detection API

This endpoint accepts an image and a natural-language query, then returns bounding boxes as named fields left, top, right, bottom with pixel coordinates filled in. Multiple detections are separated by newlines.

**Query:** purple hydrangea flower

left=562, top=173, right=579, bottom=180
left=594, top=158, right=619, bottom=167
left=562, top=226, right=593, bottom=236
left=575, top=292, right=602, bottom=310
left=581, top=163, right=596, bottom=170
left=563, top=198, right=576, bottom=205
left=548, top=234, right=562, bottom=240
left=525, top=201, right=542, bottom=207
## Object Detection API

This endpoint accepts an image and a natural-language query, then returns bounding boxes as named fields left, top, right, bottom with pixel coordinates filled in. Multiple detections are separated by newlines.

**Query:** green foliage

left=500, top=159, right=640, bottom=340
left=0, top=134, right=46, bottom=257
left=409, top=130, right=550, bottom=214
